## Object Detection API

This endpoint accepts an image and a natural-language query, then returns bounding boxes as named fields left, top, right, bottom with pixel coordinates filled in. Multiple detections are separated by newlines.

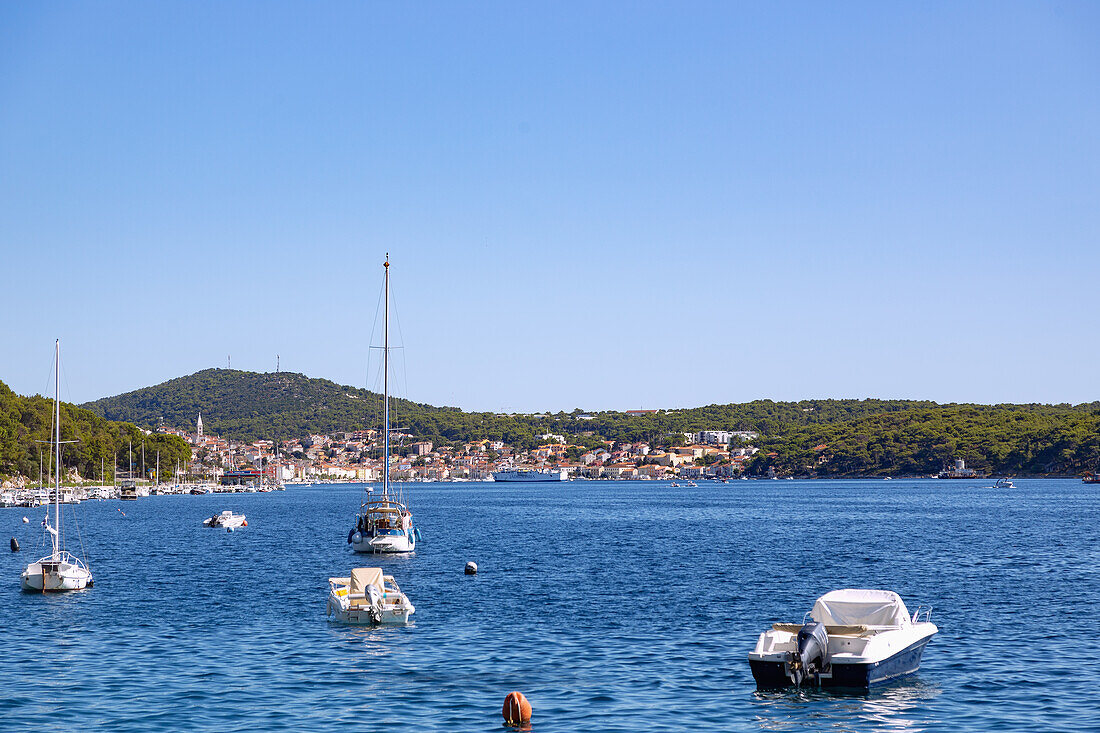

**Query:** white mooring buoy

left=465, top=561, right=478, bottom=575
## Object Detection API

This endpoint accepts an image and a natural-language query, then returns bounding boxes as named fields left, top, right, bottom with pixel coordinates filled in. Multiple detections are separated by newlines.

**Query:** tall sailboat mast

left=53, top=338, right=61, bottom=559
left=383, top=255, right=390, bottom=498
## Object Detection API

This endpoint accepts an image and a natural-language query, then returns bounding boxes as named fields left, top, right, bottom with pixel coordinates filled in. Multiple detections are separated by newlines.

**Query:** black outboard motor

left=790, top=621, right=829, bottom=686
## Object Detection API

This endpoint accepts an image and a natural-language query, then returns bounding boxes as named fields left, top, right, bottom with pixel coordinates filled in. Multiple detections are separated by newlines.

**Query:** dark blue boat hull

left=750, top=636, right=932, bottom=689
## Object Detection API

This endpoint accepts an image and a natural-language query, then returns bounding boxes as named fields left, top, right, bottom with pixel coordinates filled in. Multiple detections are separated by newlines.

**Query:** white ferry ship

left=491, top=468, right=567, bottom=482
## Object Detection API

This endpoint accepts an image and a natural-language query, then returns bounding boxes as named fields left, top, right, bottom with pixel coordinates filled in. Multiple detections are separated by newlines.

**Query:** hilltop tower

left=197, top=413, right=203, bottom=439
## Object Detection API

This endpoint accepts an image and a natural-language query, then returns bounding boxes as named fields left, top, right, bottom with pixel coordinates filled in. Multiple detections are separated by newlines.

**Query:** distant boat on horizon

left=492, top=468, right=567, bottom=482
left=938, top=459, right=978, bottom=479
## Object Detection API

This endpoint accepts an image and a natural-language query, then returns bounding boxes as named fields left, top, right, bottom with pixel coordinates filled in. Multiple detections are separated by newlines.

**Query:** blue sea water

left=0, top=479, right=1097, bottom=732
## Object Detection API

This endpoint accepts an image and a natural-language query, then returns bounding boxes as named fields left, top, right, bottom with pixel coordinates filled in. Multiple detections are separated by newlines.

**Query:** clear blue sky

left=2, top=2, right=1098, bottom=413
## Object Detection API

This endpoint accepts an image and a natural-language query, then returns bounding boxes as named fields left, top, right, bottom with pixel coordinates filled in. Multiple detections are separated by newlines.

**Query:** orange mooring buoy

left=502, top=691, right=532, bottom=725
left=242, top=520, right=248, bottom=526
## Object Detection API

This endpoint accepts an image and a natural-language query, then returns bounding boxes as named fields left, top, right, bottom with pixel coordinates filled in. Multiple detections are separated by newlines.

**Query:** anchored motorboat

left=327, top=567, right=415, bottom=624
left=748, top=589, right=937, bottom=688
left=203, top=510, right=247, bottom=530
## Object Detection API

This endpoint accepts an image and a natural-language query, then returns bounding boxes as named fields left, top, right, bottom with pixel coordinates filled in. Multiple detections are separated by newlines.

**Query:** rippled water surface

left=1, top=479, right=1097, bottom=731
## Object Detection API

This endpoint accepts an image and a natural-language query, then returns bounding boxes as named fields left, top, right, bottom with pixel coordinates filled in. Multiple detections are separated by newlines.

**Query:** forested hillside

left=0, top=380, right=191, bottom=483
left=80, top=369, right=1100, bottom=476
left=746, top=405, right=1100, bottom=477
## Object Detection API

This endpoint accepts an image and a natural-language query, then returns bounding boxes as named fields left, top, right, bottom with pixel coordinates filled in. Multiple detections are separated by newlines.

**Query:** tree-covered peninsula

left=0, top=380, right=191, bottom=484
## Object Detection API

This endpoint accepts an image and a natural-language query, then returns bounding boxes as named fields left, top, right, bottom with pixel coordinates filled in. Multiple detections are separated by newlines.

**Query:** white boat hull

left=21, top=558, right=92, bottom=592
left=327, top=600, right=414, bottom=625
left=350, top=533, right=415, bottom=553
left=203, top=511, right=247, bottom=529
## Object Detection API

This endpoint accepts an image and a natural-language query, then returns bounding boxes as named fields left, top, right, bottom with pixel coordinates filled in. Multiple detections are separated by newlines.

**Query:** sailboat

left=21, top=340, right=94, bottom=592
left=347, top=256, right=417, bottom=554
left=328, top=257, right=416, bottom=625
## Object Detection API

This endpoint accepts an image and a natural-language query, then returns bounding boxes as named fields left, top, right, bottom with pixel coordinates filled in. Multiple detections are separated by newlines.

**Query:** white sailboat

left=328, top=256, right=415, bottom=626
left=21, top=340, right=93, bottom=593
left=347, top=255, right=416, bottom=554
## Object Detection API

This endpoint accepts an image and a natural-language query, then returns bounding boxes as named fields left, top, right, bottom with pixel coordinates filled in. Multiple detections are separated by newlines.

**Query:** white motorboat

left=21, top=340, right=93, bottom=593
left=346, top=255, right=416, bottom=554
left=327, top=567, right=415, bottom=624
left=203, top=510, right=247, bottom=529
left=748, top=589, right=937, bottom=688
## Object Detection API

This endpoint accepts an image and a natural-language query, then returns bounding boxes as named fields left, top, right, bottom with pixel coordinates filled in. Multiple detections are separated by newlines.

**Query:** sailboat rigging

left=21, top=339, right=94, bottom=592
left=347, top=256, right=417, bottom=553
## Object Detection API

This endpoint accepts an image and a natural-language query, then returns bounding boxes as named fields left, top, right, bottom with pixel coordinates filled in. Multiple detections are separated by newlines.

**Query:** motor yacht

left=327, top=567, right=414, bottom=624
left=748, top=589, right=937, bottom=688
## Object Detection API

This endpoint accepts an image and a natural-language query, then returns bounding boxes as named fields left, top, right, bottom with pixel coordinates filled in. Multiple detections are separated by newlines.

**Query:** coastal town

left=162, top=414, right=764, bottom=484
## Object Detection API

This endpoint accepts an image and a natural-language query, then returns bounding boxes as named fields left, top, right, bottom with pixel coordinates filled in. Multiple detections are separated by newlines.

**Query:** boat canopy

left=362, top=505, right=402, bottom=514
left=811, top=589, right=911, bottom=627
left=350, top=567, right=384, bottom=595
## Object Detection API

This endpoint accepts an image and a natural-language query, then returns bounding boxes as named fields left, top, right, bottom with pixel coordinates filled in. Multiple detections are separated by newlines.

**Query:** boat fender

left=227, top=526, right=234, bottom=533
left=414, top=528, right=422, bottom=541
left=10, top=537, right=19, bottom=552
left=351, top=531, right=363, bottom=545
left=347, top=529, right=355, bottom=544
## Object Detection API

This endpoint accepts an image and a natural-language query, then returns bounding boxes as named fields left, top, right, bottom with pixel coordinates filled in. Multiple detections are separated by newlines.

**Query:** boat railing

left=912, top=605, right=933, bottom=623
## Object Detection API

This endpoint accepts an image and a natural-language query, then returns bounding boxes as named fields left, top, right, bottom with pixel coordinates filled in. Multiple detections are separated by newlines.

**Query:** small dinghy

left=202, top=510, right=247, bottom=529
left=327, top=567, right=414, bottom=624
left=748, top=589, right=937, bottom=688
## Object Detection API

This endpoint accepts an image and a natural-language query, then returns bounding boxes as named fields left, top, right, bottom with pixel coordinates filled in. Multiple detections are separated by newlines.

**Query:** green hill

left=78, top=369, right=1100, bottom=476
left=0, top=380, right=190, bottom=483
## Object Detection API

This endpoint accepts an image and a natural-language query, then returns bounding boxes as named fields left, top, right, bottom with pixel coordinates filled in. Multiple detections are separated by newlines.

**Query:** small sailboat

left=21, top=340, right=93, bottom=593
left=346, top=255, right=416, bottom=554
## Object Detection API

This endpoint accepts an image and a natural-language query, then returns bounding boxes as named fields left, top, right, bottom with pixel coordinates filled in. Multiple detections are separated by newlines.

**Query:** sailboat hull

left=21, top=559, right=92, bottom=592
left=350, top=534, right=415, bottom=553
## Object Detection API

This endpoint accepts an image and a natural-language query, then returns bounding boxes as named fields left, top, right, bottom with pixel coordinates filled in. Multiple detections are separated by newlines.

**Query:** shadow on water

left=750, top=679, right=942, bottom=731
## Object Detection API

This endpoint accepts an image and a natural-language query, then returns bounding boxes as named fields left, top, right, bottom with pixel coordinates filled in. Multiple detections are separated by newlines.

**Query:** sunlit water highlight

left=1, top=479, right=1096, bottom=731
